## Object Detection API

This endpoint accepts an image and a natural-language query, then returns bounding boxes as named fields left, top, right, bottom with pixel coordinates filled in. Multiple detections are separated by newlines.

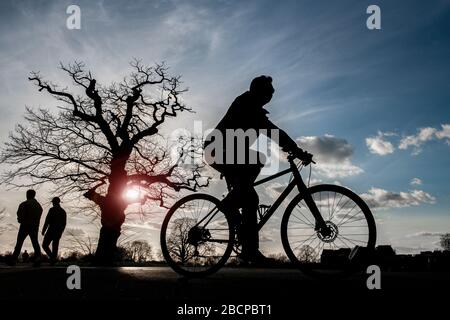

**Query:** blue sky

left=0, top=0, right=449, bottom=255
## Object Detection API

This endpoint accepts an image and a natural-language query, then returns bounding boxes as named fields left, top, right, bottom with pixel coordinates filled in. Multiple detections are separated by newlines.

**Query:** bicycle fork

left=291, top=165, right=328, bottom=233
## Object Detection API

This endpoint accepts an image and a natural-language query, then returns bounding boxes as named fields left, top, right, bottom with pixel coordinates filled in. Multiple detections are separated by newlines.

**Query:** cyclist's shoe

left=238, top=250, right=277, bottom=267
left=235, top=256, right=251, bottom=267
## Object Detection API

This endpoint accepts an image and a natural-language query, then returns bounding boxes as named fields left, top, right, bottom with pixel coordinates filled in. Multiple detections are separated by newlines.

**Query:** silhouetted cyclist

left=42, top=197, right=66, bottom=264
left=205, top=76, right=312, bottom=263
left=9, top=189, right=43, bottom=266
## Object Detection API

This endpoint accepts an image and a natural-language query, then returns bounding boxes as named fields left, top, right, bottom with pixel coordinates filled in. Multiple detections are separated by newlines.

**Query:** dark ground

left=0, top=266, right=448, bottom=316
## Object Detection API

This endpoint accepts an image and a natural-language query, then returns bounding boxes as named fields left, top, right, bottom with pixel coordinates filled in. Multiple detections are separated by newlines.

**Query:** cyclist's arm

left=264, top=118, right=301, bottom=153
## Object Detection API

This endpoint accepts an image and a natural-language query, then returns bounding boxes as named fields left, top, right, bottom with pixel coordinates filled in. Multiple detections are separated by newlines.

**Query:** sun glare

left=124, top=187, right=141, bottom=201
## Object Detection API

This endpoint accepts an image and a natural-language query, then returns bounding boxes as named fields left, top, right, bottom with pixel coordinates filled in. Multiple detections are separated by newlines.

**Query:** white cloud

left=366, top=124, right=450, bottom=156
left=410, top=178, right=422, bottom=186
left=312, top=162, right=363, bottom=178
left=360, top=187, right=436, bottom=210
left=399, top=124, right=450, bottom=154
left=399, top=127, right=436, bottom=154
left=296, top=135, right=363, bottom=178
left=365, top=131, right=395, bottom=156
left=406, top=231, right=443, bottom=238
left=435, top=124, right=450, bottom=144
left=123, top=222, right=160, bottom=232
left=265, top=182, right=285, bottom=199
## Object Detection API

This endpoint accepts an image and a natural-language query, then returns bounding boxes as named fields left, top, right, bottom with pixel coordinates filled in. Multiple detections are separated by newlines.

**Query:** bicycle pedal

left=257, top=204, right=271, bottom=220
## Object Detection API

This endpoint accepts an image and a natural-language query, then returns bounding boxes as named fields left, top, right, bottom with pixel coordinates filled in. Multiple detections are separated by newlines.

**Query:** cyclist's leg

left=240, top=184, right=259, bottom=258
left=230, top=164, right=261, bottom=259
left=220, top=173, right=242, bottom=224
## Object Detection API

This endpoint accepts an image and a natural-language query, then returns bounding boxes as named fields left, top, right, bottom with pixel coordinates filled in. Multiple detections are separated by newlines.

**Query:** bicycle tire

left=160, top=193, right=235, bottom=277
left=281, top=184, right=376, bottom=278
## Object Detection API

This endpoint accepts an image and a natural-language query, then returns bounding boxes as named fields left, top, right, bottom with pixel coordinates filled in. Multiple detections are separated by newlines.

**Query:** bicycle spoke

left=332, top=197, right=352, bottom=221
left=330, top=192, right=337, bottom=220
left=335, top=203, right=358, bottom=225
left=338, top=224, right=368, bottom=228
left=338, top=234, right=367, bottom=245
left=290, top=233, right=316, bottom=244
left=338, top=209, right=364, bottom=226
left=319, top=191, right=322, bottom=217
left=330, top=193, right=344, bottom=221
left=292, top=212, right=315, bottom=227
left=340, top=216, right=367, bottom=225
left=294, top=204, right=315, bottom=226
left=327, top=191, right=331, bottom=220
left=288, top=226, right=316, bottom=230
left=335, top=236, right=351, bottom=249
left=289, top=233, right=316, bottom=237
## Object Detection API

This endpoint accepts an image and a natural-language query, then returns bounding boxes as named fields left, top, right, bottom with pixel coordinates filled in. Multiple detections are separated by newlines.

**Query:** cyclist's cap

left=250, top=75, right=274, bottom=93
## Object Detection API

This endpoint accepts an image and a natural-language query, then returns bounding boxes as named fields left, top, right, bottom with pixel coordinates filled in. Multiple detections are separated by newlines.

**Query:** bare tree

left=0, top=208, right=6, bottom=235
left=155, top=249, right=164, bottom=262
left=267, top=252, right=289, bottom=263
left=1, top=60, right=209, bottom=263
left=166, top=217, right=215, bottom=264
left=440, top=233, right=450, bottom=251
left=66, top=229, right=97, bottom=256
left=296, top=245, right=317, bottom=263
left=127, top=240, right=153, bottom=262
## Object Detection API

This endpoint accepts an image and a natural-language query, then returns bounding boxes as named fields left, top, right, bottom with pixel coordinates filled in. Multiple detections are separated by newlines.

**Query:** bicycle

left=160, top=152, right=376, bottom=278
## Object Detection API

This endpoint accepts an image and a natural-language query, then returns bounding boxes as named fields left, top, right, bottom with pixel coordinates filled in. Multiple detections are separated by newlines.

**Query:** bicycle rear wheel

left=160, top=193, right=234, bottom=277
left=281, top=184, right=376, bottom=278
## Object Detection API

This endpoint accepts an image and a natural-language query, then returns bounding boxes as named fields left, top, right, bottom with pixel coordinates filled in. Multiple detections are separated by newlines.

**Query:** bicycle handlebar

left=288, top=149, right=315, bottom=165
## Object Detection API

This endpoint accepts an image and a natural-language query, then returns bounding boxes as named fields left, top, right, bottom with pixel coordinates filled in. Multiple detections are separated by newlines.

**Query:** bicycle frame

left=194, top=155, right=327, bottom=233
left=253, top=155, right=327, bottom=231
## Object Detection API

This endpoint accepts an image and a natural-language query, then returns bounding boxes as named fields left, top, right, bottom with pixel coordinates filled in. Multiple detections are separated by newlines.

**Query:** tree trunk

left=93, top=151, right=130, bottom=265
left=94, top=195, right=127, bottom=265
left=95, top=225, right=121, bottom=264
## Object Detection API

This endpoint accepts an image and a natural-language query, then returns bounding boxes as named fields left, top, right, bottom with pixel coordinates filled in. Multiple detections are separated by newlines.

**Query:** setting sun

left=124, top=187, right=141, bottom=201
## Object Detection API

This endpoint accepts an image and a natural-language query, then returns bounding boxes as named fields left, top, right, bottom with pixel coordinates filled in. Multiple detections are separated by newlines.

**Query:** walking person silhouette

left=22, top=250, right=29, bottom=263
left=9, top=189, right=43, bottom=266
left=205, top=76, right=312, bottom=264
left=42, top=197, right=67, bottom=265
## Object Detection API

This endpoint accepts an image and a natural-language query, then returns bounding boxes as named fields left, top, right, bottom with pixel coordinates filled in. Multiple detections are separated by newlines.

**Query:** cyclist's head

left=250, top=75, right=274, bottom=106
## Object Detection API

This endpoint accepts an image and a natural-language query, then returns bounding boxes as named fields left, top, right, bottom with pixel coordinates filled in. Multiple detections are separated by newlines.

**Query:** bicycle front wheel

left=160, top=193, right=234, bottom=277
left=281, top=184, right=376, bottom=277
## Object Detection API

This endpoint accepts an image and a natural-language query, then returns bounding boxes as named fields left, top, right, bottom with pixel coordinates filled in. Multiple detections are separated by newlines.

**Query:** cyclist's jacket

left=205, top=91, right=298, bottom=169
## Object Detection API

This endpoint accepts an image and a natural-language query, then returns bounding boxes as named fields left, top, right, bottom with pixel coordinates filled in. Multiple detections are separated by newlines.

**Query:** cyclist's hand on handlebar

left=294, top=148, right=315, bottom=165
